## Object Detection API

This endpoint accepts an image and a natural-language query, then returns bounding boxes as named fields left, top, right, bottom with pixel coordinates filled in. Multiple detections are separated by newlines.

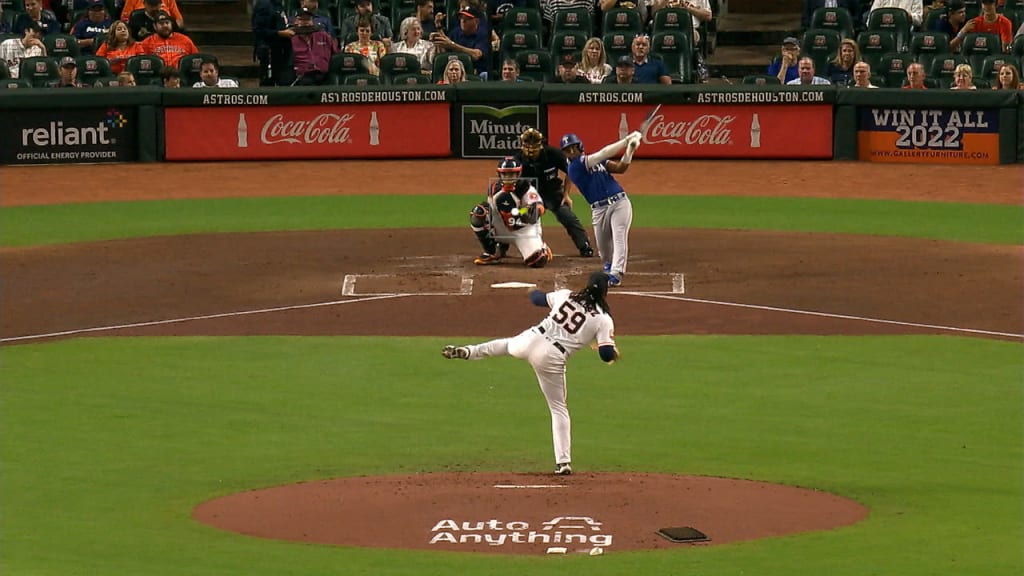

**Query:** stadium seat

left=515, top=48, right=552, bottom=82
left=18, top=56, right=59, bottom=87
left=741, top=73, right=781, bottom=85
left=602, top=7, right=642, bottom=34
left=869, top=74, right=886, bottom=87
left=970, top=77, right=990, bottom=89
left=650, top=30, right=692, bottom=83
left=75, top=54, right=112, bottom=83
left=342, top=72, right=380, bottom=85
left=960, top=32, right=1003, bottom=72
left=125, top=54, right=165, bottom=85
left=329, top=51, right=372, bottom=84
left=178, top=52, right=216, bottom=86
left=602, top=30, right=637, bottom=64
left=802, top=28, right=841, bottom=75
left=810, top=6, right=855, bottom=40
left=909, top=31, right=950, bottom=75
left=391, top=72, right=431, bottom=84
left=866, top=7, right=911, bottom=52
left=928, top=53, right=968, bottom=87
left=389, top=0, right=416, bottom=31
left=962, top=0, right=982, bottom=20
left=549, top=30, right=588, bottom=62
left=857, top=29, right=896, bottom=71
left=0, top=59, right=8, bottom=79
left=499, top=29, right=541, bottom=61
left=42, top=33, right=80, bottom=59
left=979, top=54, right=1020, bottom=84
left=378, top=52, right=421, bottom=84
left=652, top=7, right=693, bottom=46
left=1, top=78, right=32, bottom=88
left=550, top=6, right=592, bottom=41
left=923, top=5, right=946, bottom=31
left=502, top=7, right=542, bottom=37
left=1015, top=34, right=1024, bottom=58
left=430, top=51, right=473, bottom=82
left=876, top=52, right=912, bottom=89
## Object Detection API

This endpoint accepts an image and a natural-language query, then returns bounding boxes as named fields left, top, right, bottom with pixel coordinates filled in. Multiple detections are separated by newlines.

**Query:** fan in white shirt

left=191, top=58, right=239, bottom=88
left=786, top=57, right=833, bottom=85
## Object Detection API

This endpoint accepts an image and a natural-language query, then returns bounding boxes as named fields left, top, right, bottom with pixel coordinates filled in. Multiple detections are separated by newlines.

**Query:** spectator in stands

left=192, top=56, right=237, bottom=87
left=630, top=33, right=670, bottom=84
left=786, top=56, right=831, bottom=84
left=394, top=16, right=435, bottom=73
left=289, top=0, right=335, bottom=37
left=554, top=52, right=590, bottom=83
left=341, top=0, right=393, bottom=48
left=489, top=0, right=529, bottom=35
left=851, top=60, right=878, bottom=87
left=252, top=0, right=293, bottom=86
left=992, top=63, right=1020, bottom=89
left=117, top=70, right=137, bottom=84
left=603, top=54, right=636, bottom=84
left=73, top=0, right=113, bottom=55
left=950, top=62, right=976, bottom=89
left=96, top=19, right=141, bottom=73
left=436, top=56, right=466, bottom=83
left=959, top=0, right=1013, bottom=52
left=499, top=57, right=523, bottom=81
left=801, top=0, right=861, bottom=31
left=14, top=0, right=61, bottom=37
left=128, top=0, right=166, bottom=41
left=456, top=0, right=499, bottom=53
left=121, top=0, right=183, bottom=30
left=936, top=0, right=968, bottom=51
left=416, top=0, right=444, bottom=36
left=52, top=56, right=84, bottom=86
left=0, top=21, right=46, bottom=78
left=768, top=35, right=800, bottom=84
left=826, top=38, right=860, bottom=85
left=345, top=15, right=386, bottom=74
left=580, top=37, right=611, bottom=84
left=160, top=64, right=180, bottom=86
left=903, top=61, right=927, bottom=88
left=867, top=0, right=922, bottom=28
left=292, top=7, right=338, bottom=84
left=140, top=11, right=197, bottom=68
left=432, top=7, right=489, bottom=78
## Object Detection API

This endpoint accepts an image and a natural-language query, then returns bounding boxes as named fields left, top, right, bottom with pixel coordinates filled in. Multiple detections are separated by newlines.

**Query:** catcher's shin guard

left=524, top=245, right=552, bottom=268
left=471, top=204, right=499, bottom=256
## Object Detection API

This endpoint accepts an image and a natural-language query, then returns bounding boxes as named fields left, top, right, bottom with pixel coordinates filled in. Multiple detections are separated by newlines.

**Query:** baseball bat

left=637, top=104, right=662, bottom=135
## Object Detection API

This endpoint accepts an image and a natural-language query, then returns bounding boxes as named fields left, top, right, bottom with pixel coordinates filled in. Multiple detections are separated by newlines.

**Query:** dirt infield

left=1, top=159, right=1020, bottom=554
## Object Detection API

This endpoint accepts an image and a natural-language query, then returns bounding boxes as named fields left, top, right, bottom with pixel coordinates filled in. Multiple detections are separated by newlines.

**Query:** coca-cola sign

left=165, top=104, right=449, bottom=161
left=548, top=104, right=832, bottom=159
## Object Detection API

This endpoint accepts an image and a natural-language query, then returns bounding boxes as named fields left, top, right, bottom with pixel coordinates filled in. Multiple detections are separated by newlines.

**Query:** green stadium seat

left=379, top=51, right=421, bottom=83
left=515, top=48, right=552, bottom=82
left=802, top=28, right=841, bottom=76
left=909, top=31, right=950, bottom=75
left=866, top=7, right=911, bottom=52
left=602, top=7, right=642, bottom=34
left=857, top=29, right=896, bottom=71
left=342, top=72, right=380, bottom=85
left=18, top=56, right=59, bottom=87
left=651, top=30, right=692, bottom=83
left=810, top=6, right=855, bottom=40
left=125, top=54, right=164, bottom=85
left=741, top=73, right=781, bottom=85
left=602, top=30, right=636, bottom=64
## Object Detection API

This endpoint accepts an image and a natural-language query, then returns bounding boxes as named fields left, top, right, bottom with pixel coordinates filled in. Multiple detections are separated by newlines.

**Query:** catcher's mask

left=520, top=128, right=544, bottom=160
left=496, top=156, right=522, bottom=186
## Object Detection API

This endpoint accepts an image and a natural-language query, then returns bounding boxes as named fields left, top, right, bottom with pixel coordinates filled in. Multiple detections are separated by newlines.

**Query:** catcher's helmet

left=496, top=156, right=522, bottom=184
left=559, top=133, right=583, bottom=151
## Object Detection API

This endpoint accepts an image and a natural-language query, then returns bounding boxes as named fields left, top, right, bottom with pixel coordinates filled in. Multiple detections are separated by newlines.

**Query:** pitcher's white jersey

left=534, top=289, right=615, bottom=355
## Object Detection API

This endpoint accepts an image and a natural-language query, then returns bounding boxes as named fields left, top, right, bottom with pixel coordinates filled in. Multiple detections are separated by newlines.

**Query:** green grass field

left=2, top=195, right=1022, bottom=576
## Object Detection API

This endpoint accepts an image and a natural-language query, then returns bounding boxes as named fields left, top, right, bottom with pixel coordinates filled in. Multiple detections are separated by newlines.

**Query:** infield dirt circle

left=2, top=159, right=1020, bottom=554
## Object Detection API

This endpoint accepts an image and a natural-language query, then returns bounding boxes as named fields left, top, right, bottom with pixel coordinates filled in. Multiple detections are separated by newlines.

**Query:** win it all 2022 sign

left=0, top=108, right=136, bottom=165
left=458, top=105, right=541, bottom=158
left=857, top=108, right=1000, bottom=165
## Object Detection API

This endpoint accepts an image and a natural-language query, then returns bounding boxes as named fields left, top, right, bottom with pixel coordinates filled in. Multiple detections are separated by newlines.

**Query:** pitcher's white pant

left=467, top=328, right=570, bottom=465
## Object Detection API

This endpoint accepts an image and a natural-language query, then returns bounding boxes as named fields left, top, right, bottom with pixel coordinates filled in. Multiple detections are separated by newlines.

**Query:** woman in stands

left=96, top=20, right=142, bottom=74
left=826, top=38, right=860, bottom=86
left=344, top=15, right=387, bottom=75
left=436, top=57, right=466, bottom=84
left=579, top=37, right=611, bottom=84
left=394, top=16, right=435, bottom=74
left=992, top=63, right=1020, bottom=90
left=950, top=63, right=977, bottom=90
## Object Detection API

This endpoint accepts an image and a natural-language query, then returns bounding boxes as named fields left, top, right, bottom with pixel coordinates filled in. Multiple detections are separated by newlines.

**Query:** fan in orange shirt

left=139, top=11, right=197, bottom=68
left=956, top=0, right=1014, bottom=51
left=121, top=0, right=183, bottom=29
left=96, top=19, right=143, bottom=74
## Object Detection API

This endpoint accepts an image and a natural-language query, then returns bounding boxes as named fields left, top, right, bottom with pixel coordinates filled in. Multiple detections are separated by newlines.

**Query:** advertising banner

left=0, top=107, right=137, bottom=165
left=164, top=104, right=450, bottom=160
left=457, top=104, right=542, bottom=158
left=857, top=108, right=1000, bottom=165
left=546, top=104, right=832, bottom=159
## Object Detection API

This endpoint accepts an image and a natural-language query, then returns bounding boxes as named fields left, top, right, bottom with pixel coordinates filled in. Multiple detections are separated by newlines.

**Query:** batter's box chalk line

left=553, top=272, right=685, bottom=294
left=341, top=272, right=473, bottom=297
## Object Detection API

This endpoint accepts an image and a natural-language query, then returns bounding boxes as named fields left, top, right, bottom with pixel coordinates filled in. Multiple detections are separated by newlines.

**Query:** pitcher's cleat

left=554, top=462, right=572, bottom=475
left=442, top=345, right=470, bottom=359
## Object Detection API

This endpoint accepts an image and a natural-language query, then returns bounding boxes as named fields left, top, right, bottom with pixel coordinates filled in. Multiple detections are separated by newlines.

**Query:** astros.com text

left=697, top=91, right=826, bottom=104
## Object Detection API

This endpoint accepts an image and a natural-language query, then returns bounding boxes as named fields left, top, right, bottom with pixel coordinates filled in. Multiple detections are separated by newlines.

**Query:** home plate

left=491, top=282, right=537, bottom=289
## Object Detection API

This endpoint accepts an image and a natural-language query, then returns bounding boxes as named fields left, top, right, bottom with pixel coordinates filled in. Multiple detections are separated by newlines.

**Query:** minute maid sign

left=460, top=104, right=541, bottom=158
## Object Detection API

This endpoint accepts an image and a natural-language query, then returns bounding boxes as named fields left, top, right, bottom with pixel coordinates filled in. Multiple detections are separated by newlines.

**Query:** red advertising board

left=547, top=104, right=833, bottom=159
left=164, top=104, right=450, bottom=160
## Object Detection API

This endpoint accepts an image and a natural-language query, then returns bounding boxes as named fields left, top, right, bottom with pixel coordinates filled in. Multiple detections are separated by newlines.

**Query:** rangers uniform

left=442, top=271, right=619, bottom=475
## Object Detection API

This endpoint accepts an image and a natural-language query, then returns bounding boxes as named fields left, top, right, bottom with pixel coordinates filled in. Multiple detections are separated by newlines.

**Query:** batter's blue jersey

left=567, top=155, right=624, bottom=205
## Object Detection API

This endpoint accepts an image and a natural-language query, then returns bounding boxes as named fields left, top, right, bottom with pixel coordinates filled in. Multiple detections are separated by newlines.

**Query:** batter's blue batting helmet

left=559, top=133, right=583, bottom=151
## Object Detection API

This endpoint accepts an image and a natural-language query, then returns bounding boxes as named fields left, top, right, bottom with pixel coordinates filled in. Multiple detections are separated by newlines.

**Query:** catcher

left=470, top=156, right=554, bottom=268
left=515, top=128, right=594, bottom=257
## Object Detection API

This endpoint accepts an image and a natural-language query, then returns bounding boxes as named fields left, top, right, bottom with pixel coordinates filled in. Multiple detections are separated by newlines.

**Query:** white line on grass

left=623, top=292, right=1024, bottom=340
left=0, top=294, right=410, bottom=343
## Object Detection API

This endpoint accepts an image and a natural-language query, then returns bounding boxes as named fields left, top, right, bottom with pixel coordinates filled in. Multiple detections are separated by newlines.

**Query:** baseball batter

left=470, top=157, right=553, bottom=268
left=560, top=131, right=641, bottom=286
left=442, top=271, right=619, bottom=475
left=514, top=128, right=595, bottom=258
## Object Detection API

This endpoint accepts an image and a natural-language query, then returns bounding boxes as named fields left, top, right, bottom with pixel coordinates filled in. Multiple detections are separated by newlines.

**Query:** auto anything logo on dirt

left=460, top=105, right=541, bottom=158
left=429, top=516, right=613, bottom=548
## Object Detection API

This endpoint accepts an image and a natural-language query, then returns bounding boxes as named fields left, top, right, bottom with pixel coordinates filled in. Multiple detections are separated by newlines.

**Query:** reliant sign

left=1, top=108, right=136, bottom=164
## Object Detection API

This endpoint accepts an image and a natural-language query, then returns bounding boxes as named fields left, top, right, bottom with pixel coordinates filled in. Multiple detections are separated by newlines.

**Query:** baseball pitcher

left=442, top=271, right=619, bottom=475
left=560, top=131, right=641, bottom=287
left=470, top=156, right=554, bottom=268
left=514, top=128, right=595, bottom=258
